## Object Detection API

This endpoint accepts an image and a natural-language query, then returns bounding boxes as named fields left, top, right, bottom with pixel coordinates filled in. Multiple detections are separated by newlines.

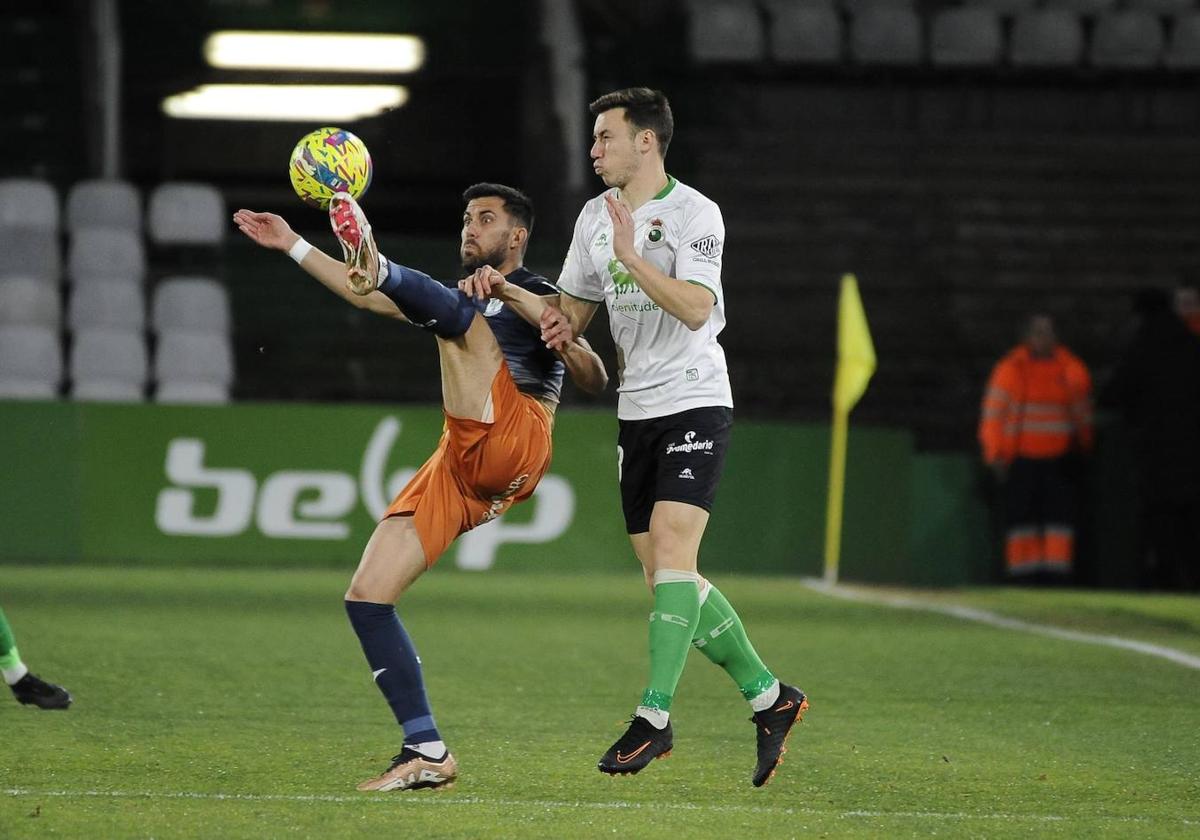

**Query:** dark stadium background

left=4, top=0, right=1199, bottom=582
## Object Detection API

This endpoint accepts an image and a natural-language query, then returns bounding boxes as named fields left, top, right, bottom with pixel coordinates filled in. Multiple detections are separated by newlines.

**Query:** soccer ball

left=288, top=127, right=373, bottom=210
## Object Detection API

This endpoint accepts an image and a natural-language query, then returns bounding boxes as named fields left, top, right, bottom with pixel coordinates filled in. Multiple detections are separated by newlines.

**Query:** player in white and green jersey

left=546, top=87, right=807, bottom=787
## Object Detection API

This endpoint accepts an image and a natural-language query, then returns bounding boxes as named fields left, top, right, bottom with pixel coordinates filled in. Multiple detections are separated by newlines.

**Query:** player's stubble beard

left=460, top=240, right=509, bottom=274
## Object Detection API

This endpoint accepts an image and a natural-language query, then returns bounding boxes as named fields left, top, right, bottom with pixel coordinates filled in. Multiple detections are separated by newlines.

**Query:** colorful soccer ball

left=288, top=127, right=373, bottom=210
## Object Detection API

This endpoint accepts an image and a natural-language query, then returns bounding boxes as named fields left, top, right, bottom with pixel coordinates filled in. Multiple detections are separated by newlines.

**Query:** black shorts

left=617, top=406, right=733, bottom=534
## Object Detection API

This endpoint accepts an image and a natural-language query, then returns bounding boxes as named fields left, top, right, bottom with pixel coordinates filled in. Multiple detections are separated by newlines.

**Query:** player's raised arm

left=603, top=193, right=715, bottom=331
left=232, top=209, right=406, bottom=321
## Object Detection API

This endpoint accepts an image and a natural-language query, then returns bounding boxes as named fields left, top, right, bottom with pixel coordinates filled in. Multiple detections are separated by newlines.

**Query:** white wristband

left=287, top=237, right=313, bottom=264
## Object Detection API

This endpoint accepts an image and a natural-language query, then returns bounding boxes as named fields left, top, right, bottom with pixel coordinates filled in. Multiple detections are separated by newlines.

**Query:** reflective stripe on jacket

left=979, top=345, right=1093, bottom=464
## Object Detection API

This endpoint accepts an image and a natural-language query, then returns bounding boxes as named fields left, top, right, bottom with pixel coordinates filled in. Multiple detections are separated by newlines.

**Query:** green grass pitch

left=1, top=565, right=1198, bottom=839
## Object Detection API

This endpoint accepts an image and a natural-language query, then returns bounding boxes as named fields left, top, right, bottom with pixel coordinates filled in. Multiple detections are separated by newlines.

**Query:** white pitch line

left=803, top=579, right=1200, bottom=671
left=0, top=788, right=1164, bottom=824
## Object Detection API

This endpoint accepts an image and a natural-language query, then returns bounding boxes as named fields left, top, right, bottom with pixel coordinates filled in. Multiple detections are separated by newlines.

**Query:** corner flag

left=824, top=274, right=876, bottom=584
left=832, top=274, right=877, bottom=413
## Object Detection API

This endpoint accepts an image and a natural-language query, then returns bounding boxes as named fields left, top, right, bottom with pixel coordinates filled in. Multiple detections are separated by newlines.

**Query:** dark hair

left=461, top=183, right=534, bottom=233
left=589, top=87, right=674, bottom=157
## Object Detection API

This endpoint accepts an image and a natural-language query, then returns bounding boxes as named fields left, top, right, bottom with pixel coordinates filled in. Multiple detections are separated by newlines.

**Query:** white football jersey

left=557, top=177, right=733, bottom=420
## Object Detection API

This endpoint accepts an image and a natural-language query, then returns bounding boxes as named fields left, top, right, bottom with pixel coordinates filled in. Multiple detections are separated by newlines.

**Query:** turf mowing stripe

left=803, top=580, right=1200, bottom=671
left=3, top=788, right=1175, bottom=824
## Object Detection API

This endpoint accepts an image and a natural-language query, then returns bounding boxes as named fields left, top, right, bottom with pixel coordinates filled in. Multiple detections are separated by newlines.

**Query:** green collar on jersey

left=653, top=175, right=677, bottom=201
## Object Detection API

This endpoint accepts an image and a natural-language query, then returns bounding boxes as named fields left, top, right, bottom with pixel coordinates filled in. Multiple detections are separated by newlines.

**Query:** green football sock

left=640, top=580, right=701, bottom=712
left=0, top=607, right=23, bottom=671
left=692, top=585, right=776, bottom=702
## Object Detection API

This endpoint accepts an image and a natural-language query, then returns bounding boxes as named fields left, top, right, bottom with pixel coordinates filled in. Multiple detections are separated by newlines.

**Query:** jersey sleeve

left=555, top=208, right=604, bottom=303
left=676, top=199, right=725, bottom=301
left=523, top=273, right=559, bottom=297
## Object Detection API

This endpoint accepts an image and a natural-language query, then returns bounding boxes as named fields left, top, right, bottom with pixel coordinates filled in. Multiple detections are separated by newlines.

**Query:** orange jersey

left=979, top=345, right=1093, bottom=464
left=386, top=362, right=553, bottom=565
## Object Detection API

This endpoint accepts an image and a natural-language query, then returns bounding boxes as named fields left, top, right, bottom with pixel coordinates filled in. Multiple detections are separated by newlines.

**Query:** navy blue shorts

left=616, top=406, right=732, bottom=534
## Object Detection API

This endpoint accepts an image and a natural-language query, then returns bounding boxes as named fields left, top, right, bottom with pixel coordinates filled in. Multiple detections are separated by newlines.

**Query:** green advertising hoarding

left=1, top=401, right=918, bottom=578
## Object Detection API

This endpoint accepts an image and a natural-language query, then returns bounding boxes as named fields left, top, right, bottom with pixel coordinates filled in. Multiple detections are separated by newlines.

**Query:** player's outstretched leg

left=329, top=192, right=477, bottom=338
left=1, top=608, right=71, bottom=710
left=691, top=581, right=807, bottom=786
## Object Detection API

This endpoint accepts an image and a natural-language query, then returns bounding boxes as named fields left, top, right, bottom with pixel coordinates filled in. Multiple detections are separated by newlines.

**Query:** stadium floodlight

left=161, top=84, right=408, bottom=121
left=204, top=31, right=425, bottom=73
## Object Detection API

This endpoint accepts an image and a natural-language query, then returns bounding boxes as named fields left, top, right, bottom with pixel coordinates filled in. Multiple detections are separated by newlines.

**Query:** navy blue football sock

left=345, top=600, right=441, bottom=745
left=378, top=260, right=477, bottom=338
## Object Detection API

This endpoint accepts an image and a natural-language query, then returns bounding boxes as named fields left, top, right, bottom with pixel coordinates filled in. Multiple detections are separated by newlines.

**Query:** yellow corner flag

left=832, top=274, right=877, bottom=413
left=824, top=274, right=876, bottom=585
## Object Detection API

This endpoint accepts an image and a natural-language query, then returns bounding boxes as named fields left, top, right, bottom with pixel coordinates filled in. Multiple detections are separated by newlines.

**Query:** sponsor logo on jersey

left=607, top=258, right=639, bottom=297
left=665, top=431, right=715, bottom=455
left=594, top=232, right=609, bottom=247
left=685, top=368, right=699, bottom=381
left=612, top=301, right=660, bottom=314
left=689, top=234, right=722, bottom=260
left=482, top=298, right=504, bottom=317
left=678, top=467, right=695, bottom=480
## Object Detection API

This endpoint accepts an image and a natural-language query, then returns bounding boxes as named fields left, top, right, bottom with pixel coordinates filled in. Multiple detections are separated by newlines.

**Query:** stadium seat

left=154, top=332, right=233, bottom=404
left=147, top=182, right=225, bottom=246
left=1010, top=10, right=1085, bottom=67
left=67, top=228, right=146, bottom=285
left=0, top=324, right=62, bottom=399
left=68, top=328, right=148, bottom=402
left=850, top=8, right=923, bottom=65
left=1090, top=11, right=1165, bottom=68
left=66, top=179, right=142, bottom=234
left=1165, top=12, right=1200, bottom=68
left=763, top=2, right=843, bottom=64
left=684, top=0, right=765, bottom=63
left=0, top=178, right=58, bottom=232
left=1126, top=0, right=1193, bottom=13
left=964, top=0, right=1037, bottom=15
left=931, top=8, right=1004, bottom=66
left=842, top=0, right=914, bottom=12
left=0, top=227, right=61, bottom=282
left=0, top=276, right=60, bottom=328
left=1043, top=0, right=1117, bottom=15
left=151, top=277, right=231, bottom=335
left=67, top=280, right=146, bottom=332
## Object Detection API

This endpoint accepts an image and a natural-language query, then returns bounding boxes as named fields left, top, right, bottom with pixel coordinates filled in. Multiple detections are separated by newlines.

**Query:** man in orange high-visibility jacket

left=979, top=314, right=1093, bottom=579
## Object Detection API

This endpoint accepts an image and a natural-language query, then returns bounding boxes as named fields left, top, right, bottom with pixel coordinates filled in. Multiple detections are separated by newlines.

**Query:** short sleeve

left=555, top=208, right=604, bottom=303
left=677, top=199, right=725, bottom=300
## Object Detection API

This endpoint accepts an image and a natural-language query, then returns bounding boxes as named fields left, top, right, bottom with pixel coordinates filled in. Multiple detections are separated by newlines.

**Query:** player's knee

left=344, top=581, right=379, bottom=603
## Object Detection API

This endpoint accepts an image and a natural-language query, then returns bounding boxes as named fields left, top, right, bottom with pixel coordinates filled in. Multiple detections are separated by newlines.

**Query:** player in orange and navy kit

left=233, top=184, right=606, bottom=793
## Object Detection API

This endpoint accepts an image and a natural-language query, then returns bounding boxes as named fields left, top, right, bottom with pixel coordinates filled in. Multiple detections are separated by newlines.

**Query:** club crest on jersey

left=689, top=234, right=722, bottom=260
left=645, top=218, right=666, bottom=249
